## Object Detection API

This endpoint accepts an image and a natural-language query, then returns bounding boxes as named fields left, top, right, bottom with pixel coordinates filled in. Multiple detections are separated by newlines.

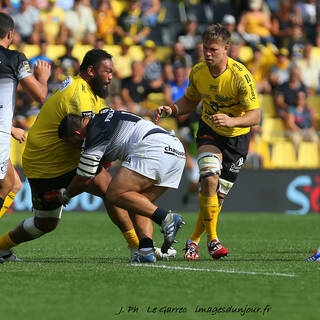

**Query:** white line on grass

left=128, top=264, right=295, bottom=277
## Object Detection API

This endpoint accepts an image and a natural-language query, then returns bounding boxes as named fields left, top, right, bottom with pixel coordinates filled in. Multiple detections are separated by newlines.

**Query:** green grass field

left=0, top=211, right=319, bottom=320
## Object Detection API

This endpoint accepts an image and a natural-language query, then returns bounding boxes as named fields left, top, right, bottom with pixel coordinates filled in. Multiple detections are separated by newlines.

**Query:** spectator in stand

left=163, top=42, right=192, bottom=81
left=57, top=41, right=80, bottom=76
left=270, top=0, right=302, bottom=48
left=113, top=37, right=135, bottom=80
left=29, top=38, right=53, bottom=67
left=56, top=0, right=74, bottom=10
left=39, top=0, right=67, bottom=44
left=294, top=0, right=317, bottom=43
left=121, top=60, right=154, bottom=115
left=176, top=16, right=202, bottom=58
left=237, top=0, right=274, bottom=47
left=221, top=14, right=244, bottom=45
left=288, top=23, right=307, bottom=61
left=287, top=91, right=319, bottom=155
left=65, top=0, right=97, bottom=45
left=142, top=40, right=164, bottom=90
left=246, top=45, right=272, bottom=93
left=228, top=43, right=244, bottom=64
left=11, top=0, right=41, bottom=45
left=295, top=42, right=320, bottom=94
left=164, top=62, right=188, bottom=106
left=94, top=0, right=117, bottom=45
left=274, top=66, right=307, bottom=123
left=141, top=0, right=160, bottom=27
left=115, top=0, right=151, bottom=45
left=47, top=61, right=64, bottom=96
left=192, top=42, right=204, bottom=64
left=269, top=47, right=293, bottom=89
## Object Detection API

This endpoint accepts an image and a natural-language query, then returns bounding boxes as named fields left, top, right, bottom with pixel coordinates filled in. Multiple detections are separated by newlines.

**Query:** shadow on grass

left=21, top=257, right=128, bottom=264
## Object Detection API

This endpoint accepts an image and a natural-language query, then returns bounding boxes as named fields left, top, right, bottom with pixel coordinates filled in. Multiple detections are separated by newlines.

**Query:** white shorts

left=122, top=133, right=186, bottom=189
left=0, top=132, right=11, bottom=179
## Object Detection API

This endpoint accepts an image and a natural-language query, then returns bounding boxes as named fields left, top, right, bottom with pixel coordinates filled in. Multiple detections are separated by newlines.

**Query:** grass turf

left=0, top=211, right=319, bottom=320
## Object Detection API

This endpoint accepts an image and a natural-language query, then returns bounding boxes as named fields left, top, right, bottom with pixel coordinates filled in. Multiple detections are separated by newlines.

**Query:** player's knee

left=197, top=152, right=222, bottom=179
left=22, top=217, right=45, bottom=238
left=105, top=189, right=120, bottom=205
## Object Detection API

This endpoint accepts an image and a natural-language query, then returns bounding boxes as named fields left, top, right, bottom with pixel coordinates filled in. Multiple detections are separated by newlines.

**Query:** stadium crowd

left=3, top=0, right=320, bottom=170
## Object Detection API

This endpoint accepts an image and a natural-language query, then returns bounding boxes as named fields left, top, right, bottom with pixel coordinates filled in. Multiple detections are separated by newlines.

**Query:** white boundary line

left=128, top=264, right=295, bottom=277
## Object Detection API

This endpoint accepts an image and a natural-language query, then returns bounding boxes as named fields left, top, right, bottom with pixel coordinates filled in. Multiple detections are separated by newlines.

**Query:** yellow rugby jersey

left=22, top=75, right=107, bottom=178
left=185, top=57, right=260, bottom=137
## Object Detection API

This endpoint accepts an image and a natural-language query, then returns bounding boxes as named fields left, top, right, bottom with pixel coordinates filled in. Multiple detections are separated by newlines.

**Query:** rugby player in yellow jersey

left=154, top=24, right=261, bottom=260
left=0, top=49, right=157, bottom=262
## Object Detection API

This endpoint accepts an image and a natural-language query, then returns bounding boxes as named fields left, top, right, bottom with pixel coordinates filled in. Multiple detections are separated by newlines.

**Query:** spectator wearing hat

left=269, top=47, right=294, bottom=88
left=57, top=41, right=80, bottom=76
left=115, top=0, right=151, bottom=45
left=222, top=14, right=244, bottom=45
left=143, top=39, right=164, bottom=90
left=12, top=0, right=41, bottom=45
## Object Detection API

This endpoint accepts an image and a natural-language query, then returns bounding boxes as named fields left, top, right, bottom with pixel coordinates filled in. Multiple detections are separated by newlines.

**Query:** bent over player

left=0, top=49, right=143, bottom=262
left=58, top=110, right=186, bottom=263
left=154, top=24, right=261, bottom=260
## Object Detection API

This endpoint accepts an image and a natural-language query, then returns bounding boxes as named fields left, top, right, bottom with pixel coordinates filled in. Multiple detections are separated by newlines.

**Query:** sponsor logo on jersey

left=23, top=61, right=31, bottom=73
left=60, top=76, right=72, bottom=92
left=164, top=145, right=185, bottom=158
left=209, top=84, right=218, bottom=91
left=232, top=63, right=243, bottom=71
left=249, top=83, right=256, bottom=100
left=82, top=84, right=86, bottom=92
left=82, top=111, right=93, bottom=117
left=0, top=160, right=8, bottom=174
left=244, top=74, right=251, bottom=83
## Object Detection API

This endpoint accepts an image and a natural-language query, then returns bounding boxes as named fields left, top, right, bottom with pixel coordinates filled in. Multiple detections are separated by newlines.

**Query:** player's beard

left=91, top=74, right=109, bottom=99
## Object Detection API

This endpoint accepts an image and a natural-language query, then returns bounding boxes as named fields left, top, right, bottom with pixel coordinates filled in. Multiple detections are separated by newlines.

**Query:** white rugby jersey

left=77, top=109, right=170, bottom=177
left=0, top=45, right=32, bottom=134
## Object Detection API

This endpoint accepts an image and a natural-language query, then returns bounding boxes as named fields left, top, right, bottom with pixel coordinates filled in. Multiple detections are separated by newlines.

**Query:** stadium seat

left=307, top=95, right=320, bottom=129
left=104, top=45, right=122, bottom=57
left=258, top=94, right=276, bottom=118
left=47, top=45, right=66, bottom=61
left=252, top=140, right=272, bottom=169
left=270, top=141, right=297, bottom=169
left=22, top=44, right=40, bottom=59
left=297, top=141, right=319, bottom=169
left=72, top=44, right=93, bottom=63
left=261, top=117, right=286, bottom=143
left=128, top=46, right=144, bottom=61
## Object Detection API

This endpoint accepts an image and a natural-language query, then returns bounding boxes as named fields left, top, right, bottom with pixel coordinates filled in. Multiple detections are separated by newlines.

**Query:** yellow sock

left=189, top=211, right=205, bottom=243
left=0, top=192, right=16, bottom=219
left=0, top=231, right=17, bottom=251
left=198, top=193, right=220, bottom=243
left=123, top=229, right=139, bottom=248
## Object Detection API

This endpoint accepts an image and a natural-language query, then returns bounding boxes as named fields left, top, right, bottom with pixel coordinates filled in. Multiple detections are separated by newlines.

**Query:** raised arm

left=20, top=60, right=51, bottom=103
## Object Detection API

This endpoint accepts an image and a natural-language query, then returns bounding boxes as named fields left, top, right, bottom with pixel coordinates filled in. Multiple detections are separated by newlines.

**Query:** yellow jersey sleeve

left=22, top=76, right=107, bottom=178
left=185, top=65, right=202, bottom=102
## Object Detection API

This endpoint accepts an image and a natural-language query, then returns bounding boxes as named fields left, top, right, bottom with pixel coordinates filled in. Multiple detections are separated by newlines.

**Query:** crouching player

left=57, top=109, right=186, bottom=263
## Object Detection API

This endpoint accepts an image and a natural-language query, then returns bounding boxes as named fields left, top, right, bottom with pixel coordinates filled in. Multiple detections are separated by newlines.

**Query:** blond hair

left=202, top=24, right=231, bottom=45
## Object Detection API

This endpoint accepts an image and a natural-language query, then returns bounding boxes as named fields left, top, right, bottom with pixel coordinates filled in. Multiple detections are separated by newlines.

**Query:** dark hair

left=80, top=49, right=113, bottom=72
left=202, top=24, right=231, bottom=45
left=58, top=114, right=83, bottom=139
left=0, top=12, right=14, bottom=39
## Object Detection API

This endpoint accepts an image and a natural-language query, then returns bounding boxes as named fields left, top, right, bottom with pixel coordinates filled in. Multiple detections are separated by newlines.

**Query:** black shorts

left=28, top=169, right=77, bottom=211
left=196, top=120, right=250, bottom=183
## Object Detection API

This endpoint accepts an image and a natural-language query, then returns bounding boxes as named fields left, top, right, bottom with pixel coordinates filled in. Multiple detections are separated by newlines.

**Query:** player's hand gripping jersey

left=22, top=75, right=107, bottom=178
left=185, top=57, right=260, bottom=137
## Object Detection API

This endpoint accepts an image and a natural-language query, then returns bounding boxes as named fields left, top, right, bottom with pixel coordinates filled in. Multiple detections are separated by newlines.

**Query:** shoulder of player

left=191, top=62, right=207, bottom=75
left=0, top=46, right=26, bottom=62
left=228, top=58, right=253, bottom=81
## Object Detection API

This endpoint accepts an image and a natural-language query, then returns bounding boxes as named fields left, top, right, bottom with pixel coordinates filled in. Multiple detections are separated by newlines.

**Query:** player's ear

left=87, top=65, right=95, bottom=77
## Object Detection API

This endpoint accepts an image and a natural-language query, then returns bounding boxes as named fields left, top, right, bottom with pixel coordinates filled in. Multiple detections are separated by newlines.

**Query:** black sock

left=0, top=197, right=4, bottom=211
left=139, top=237, right=154, bottom=250
left=151, top=207, right=168, bottom=226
